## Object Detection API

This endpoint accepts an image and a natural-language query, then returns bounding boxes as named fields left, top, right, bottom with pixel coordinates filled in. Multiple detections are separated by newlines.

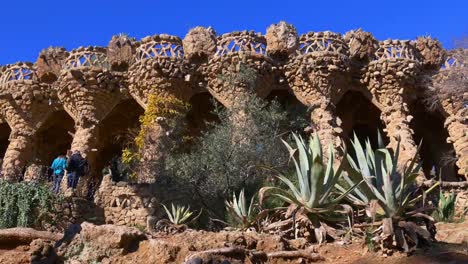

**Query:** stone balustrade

left=215, top=31, right=267, bottom=57
left=135, top=35, right=184, bottom=61
left=297, top=31, right=349, bottom=56
left=0, top=62, right=36, bottom=84
left=374, top=40, right=419, bottom=61
left=63, top=47, right=109, bottom=70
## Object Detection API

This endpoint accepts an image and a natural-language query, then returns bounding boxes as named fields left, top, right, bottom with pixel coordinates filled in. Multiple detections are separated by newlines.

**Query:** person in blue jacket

left=51, top=154, right=67, bottom=193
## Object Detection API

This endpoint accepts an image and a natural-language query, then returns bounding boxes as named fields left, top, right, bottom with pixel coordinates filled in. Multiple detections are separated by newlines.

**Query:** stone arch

left=336, top=90, right=389, bottom=150
left=34, top=110, right=75, bottom=167
left=0, top=122, right=12, bottom=160
left=408, top=100, right=460, bottom=181
left=185, top=92, right=219, bottom=138
left=95, top=98, right=144, bottom=176
left=266, top=89, right=309, bottom=132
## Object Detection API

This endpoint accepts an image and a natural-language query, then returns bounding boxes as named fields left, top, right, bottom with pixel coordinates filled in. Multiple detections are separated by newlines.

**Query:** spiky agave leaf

left=259, top=133, right=362, bottom=215
left=162, top=203, right=196, bottom=225
left=225, top=189, right=263, bottom=229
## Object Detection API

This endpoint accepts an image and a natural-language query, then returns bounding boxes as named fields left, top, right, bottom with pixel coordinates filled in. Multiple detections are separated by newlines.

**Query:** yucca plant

left=226, top=189, right=265, bottom=230
left=339, top=133, right=439, bottom=252
left=259, top=133, right=362, bottom=242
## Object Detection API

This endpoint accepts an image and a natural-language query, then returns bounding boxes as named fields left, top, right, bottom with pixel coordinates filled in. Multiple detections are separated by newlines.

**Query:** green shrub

left=0, top=180, right=57, bottom=228
left=166, top=94, right=296, bottom=218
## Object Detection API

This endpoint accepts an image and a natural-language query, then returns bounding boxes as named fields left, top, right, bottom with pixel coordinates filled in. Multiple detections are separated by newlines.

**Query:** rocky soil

left=0, top=222, right=467, bottom=264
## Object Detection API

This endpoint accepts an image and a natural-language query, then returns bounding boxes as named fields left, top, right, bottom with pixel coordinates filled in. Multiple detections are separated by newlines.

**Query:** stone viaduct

left=0, top=22, right=466, bottom=182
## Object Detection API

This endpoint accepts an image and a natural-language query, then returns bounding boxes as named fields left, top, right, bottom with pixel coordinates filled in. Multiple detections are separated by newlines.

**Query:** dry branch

left=420, top=180, right=468, bottom=189
left=0, top=228, right=63, bottom=246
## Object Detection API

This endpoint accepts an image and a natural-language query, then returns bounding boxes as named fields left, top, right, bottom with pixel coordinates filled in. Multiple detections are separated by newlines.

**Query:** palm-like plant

left=226, top=189, right=264, bottom=230
left=339, top=133, right=439, bottom=252
left=259, top=133, right=361, bottom=241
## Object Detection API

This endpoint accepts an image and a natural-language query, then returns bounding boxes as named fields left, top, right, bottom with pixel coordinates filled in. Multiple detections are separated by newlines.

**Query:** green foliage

left=0, top=180, right=57, bottom=228
left=166, top=94, right=294, bottom=217
left=225, top=189, right=262, bottom=230
left=259, top=133, right=359, bottom=214
left=434, top=191, right=456, bottom=222
left=162, top=203, right=198, bottom=225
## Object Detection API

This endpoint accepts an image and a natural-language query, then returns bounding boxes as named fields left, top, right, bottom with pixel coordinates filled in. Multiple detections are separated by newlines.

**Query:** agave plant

left=339, top=133, right=440, bottom=252
left=161, top=203, right=200, bottom=226
left=259, top=133, right=361, bottom=242
left=226, top=189, right=265, bottom=230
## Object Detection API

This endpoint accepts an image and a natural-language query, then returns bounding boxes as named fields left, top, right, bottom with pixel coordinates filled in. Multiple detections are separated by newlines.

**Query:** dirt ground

left=1, top=224, right=468, bottom=264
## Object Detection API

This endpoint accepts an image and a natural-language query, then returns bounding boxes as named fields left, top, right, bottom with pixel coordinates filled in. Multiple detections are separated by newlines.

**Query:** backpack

left=77, top=158, right=89, bottom=176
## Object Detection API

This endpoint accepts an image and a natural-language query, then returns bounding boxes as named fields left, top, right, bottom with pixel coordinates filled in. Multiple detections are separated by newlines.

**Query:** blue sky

left=0, top=0, right=466, bottom=65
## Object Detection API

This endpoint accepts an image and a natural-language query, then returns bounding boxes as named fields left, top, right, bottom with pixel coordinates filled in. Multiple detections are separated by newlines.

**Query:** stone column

left=285, top=31, right=350, bottom=150
left=0, top=63, right=55, bottom=181
left=127, top=34, right=193, bottom=183
left=56, top=47, right=122, bottom=193
left=430, top=48, right=467, bottom=178
left=445, top=110, right=468, bottom=177
left=2, top=131, right=34, bottom=181
left=366, top=40, right=421, bottom=172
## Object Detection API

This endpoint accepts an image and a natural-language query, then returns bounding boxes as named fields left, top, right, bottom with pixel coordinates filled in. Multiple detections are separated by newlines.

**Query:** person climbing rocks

left=66, top=150, right=89, bottom=191
left=51, top=154, right=67, bottom=193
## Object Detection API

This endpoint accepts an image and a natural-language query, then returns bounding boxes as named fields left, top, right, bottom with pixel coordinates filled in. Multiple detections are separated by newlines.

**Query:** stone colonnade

left=0, top=22, right=465, bottom=184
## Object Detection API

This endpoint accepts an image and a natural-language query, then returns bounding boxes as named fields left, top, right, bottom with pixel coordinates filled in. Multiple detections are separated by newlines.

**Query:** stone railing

left=215, top=31, right=267, bottom=56
left=135, top=35, right=184, bottom=61
left=374, top=40, right=419, bottom=61
left=297, top=31, right=349, bottom=55
left=0, top=62, right=36, bottom=84
left=63, top=47, right=109, bottom=69
left=441, top=50, right=465, bottom=70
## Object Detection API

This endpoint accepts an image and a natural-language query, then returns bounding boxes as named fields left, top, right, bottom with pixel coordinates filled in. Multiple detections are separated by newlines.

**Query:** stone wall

left=0, top=22, right=465, bottom=185
left=94, top=175, right=156, bottom=227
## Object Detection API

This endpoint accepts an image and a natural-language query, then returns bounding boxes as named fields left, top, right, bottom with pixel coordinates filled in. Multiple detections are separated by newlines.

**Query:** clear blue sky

left=0, top=0, right=466, bottom=65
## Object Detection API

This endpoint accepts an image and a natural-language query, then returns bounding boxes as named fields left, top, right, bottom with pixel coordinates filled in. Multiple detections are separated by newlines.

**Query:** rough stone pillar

left=431, top=49, right=468, bottom=177
left=127, top=34, right=193, bottom=183
left=56, top=47, right=122, bottom=192
left=366, top=40, right=421, bottom=172
left=445, top=111, right=468, bottom=177
left=2, top=131, right=34, bottom=180
left=285, top=31, right=350, bottom=150
left=0, top=63, right=55, bottom=181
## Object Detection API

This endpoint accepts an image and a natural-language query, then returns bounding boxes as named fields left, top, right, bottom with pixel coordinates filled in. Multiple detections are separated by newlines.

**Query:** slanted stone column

left=56, top=47, right=122, bottom=192
left=127, top=34, right=193, bottom=182
left=0, top=63, right=55, bottom=181
left=285, top=31, right=350, bottom=149
left=366, top=40, right=421, bottom=171
left=431, top=49, right=468, bottom=178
